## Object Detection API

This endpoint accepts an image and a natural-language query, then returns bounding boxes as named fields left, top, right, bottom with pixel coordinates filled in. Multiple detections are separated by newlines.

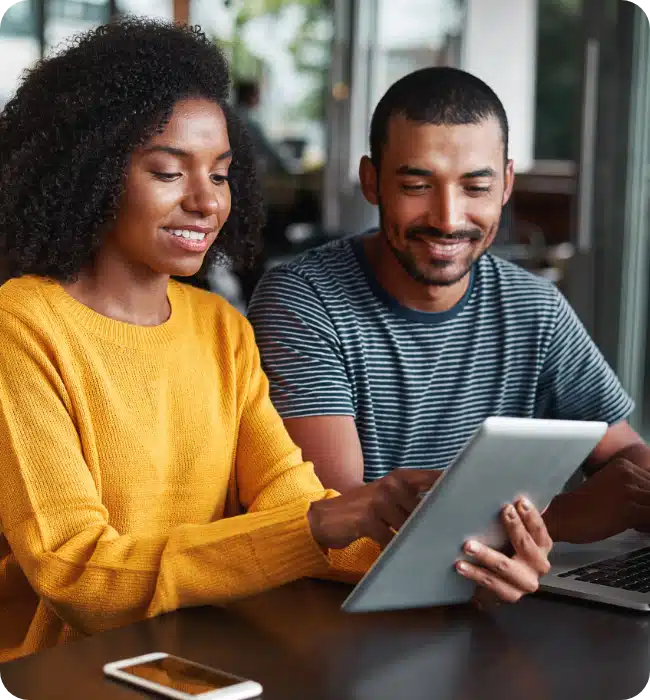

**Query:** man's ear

left=359, top=156, right=379, bottom=206
left=503, top=159, right=515, bottom=205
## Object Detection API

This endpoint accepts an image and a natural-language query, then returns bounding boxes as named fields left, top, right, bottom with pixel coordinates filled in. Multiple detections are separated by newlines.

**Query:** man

left=248, top=66, right=650, bottom=546
left=234, top=80, right=291, bottom=176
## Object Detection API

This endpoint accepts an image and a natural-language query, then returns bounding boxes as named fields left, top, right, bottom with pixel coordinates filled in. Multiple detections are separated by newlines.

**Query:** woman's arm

left=232, top=318, right=382, bottom=579
left=0, top=310, right=334, bottom=636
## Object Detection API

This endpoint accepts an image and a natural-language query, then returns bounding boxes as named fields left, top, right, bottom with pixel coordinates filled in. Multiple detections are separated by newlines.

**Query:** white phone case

left=103, top=652, right=263, bottom=700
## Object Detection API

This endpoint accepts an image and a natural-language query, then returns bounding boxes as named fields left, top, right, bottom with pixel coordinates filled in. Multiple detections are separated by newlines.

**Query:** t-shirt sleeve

left=247, top=267, right=355, bottom=419
left=536, top=289, right=634, bottom=424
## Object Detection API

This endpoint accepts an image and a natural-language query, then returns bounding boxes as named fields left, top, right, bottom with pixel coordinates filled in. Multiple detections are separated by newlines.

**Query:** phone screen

left=120, top=655, right=244, bottom=696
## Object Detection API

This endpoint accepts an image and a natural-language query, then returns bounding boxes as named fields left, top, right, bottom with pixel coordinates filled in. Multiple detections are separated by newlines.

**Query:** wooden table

left=2, top=579, right=649, bottom=700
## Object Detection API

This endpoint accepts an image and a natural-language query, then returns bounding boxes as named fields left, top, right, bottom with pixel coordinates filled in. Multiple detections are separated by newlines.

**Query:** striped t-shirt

left=248, top=235, right=634, bottom=481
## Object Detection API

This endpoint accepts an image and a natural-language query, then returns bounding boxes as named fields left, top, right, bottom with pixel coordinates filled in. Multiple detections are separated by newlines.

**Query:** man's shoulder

left=479, top=254, right=561, bottom=308
left=249, top=236, right=372, bottom=334
left=255, top=237, right=364, bottom=304
left=268, top=237, right=359, bottom=283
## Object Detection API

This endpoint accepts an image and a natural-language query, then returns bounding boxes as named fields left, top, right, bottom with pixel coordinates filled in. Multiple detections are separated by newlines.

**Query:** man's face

left=360, top=115, right=514, bottom=287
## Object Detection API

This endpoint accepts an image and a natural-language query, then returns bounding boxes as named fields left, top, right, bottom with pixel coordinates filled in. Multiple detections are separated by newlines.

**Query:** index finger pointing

left=398, top=467, right=444, bottom=494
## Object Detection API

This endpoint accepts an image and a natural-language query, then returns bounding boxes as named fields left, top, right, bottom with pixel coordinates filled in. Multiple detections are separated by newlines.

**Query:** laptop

left=541, top=530, right=650, bottom=611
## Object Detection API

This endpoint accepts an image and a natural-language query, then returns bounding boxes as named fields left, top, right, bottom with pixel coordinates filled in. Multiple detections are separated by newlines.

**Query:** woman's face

left=106, top=97, right=232, bottom=278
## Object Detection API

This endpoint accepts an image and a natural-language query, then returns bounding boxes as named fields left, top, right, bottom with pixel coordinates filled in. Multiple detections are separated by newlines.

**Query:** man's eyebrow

left=396, top=165, right=433, bottom=176
left=395, top=166, right=498, bottom=178
left=461, top=168, right=497, bottom=179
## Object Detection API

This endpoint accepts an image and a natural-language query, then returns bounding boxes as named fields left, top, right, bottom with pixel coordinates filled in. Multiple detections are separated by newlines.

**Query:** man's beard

left=378, top=204, right=498, bottom=287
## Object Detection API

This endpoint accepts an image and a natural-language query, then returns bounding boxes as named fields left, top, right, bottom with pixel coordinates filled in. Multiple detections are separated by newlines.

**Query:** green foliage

left=235, top=0, right=325, bottom=24
left=228, top=0, right=330, bottom=121
left=534, top=0, right=583, bottom=160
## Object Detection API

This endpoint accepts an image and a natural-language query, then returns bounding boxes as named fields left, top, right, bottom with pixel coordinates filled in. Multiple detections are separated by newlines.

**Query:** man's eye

left=466, top=186, right=491, bottom=193
left=401, top=183, right=428, bottom=192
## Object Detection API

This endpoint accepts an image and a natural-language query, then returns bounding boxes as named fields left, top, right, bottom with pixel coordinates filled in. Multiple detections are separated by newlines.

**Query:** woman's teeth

left=168, top=229, right=206, bottom=241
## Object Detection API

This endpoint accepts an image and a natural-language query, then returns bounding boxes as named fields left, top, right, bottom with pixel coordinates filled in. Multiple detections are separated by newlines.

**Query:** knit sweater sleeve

left=0, top=307, right=343, bottom=635
left=233, top=316, right=380, bottom=580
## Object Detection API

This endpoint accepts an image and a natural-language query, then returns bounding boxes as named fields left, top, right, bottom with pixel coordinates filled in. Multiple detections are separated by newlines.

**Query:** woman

left=0, top=19, right=551, bottom=661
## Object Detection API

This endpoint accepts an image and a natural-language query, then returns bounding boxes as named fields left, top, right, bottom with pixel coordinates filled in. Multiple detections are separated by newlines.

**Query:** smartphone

left=103, top=652, right=263, bottom=700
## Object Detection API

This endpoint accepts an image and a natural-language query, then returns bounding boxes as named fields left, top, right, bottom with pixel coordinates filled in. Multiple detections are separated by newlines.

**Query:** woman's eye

left=211, top=174, right=230, bottom=186
left=152, top=172, right=181, bottom=182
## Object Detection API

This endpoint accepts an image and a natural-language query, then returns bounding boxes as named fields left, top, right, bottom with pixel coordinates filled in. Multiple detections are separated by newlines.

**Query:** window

left=534, top=0, right=582, bottom=162
left=193, top=0, right=333, bottom=172
left=45, top=0, right=110, bottom=54
left=115, top=0, right=173, bottom=21
left=347, top=0, right=465, bottom=180
left=0, top=0, right=40, bottom=108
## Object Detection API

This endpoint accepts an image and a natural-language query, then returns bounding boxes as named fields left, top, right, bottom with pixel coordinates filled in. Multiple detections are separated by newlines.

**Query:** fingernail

left=520, top=497, right=532, bottom=512
left=465, top=540, right=479, bottom=554
left=456, top=561, right=468, bottom=573
left=505, top=504, right=517, bottom=520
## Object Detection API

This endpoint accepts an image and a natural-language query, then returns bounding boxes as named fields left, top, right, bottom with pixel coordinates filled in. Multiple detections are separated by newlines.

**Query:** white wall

left=461, top=0, right=538, bottom=172
left=329, top=0, right=540, bottom=233
left=0, top=36, right=39, bottom=108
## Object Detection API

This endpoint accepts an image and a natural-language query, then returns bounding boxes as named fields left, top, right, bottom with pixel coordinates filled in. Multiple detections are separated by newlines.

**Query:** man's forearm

left=542, top=493, right=585, bottom=542
left=544, top=442, right=650, bottom=544
left=542, top=491, right=591, bottom=543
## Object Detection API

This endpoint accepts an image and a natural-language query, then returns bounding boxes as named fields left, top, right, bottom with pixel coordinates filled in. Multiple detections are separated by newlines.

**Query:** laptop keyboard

left=557, top=546, right=650, bottom=593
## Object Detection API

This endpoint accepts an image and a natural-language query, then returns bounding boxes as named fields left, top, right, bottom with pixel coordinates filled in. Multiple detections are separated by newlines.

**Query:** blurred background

left=1, top=0, right=649, bottom=440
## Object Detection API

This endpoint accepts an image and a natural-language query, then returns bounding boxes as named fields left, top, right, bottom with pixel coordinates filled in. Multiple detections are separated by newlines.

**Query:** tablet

left=341, top=416, right=607, bottom=613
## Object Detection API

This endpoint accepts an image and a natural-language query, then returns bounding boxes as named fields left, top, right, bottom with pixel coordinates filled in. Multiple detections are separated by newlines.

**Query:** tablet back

left=341, top=417, right=607, bottom=613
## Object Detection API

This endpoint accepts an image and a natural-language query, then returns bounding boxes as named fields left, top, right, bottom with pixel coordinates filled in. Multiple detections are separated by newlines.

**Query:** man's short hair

left=369, top=67, right=509, bottom=168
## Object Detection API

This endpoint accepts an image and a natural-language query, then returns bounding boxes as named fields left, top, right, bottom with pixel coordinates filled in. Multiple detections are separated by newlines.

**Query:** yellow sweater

left=0, top=276, right=377, bottom=662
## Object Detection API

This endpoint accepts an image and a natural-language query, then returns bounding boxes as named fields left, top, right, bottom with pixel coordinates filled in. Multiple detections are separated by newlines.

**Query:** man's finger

left=626, top=485, right=650, bottom=508
left=618, top=459, right=650, bottom=491
left=462, top=539, right=542, bottom=592
left=456, top=560, right=528, bottom=603
left=502, top=504, right=552, bottom=575
left=515, top=497, right=553, bottom=553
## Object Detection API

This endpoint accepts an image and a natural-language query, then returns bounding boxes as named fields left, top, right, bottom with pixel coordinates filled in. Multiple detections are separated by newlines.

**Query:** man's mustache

left=406, top=226, right=483, bottom=242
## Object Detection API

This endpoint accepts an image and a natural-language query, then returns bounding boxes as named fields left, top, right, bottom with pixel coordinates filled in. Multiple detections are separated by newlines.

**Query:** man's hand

left=544, top=454, right=650, bottom=543
left=307, top=468, right=443, bottom=550
left=455, top=497, right=553, bottom=605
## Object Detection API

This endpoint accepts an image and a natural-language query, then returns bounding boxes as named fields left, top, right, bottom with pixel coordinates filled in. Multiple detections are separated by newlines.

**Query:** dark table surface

left=2, top=578, right=649, bottom=700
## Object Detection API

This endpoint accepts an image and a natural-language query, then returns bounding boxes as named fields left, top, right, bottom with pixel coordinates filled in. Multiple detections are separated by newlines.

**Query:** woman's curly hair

left=0, top=17, right=264, bottom=281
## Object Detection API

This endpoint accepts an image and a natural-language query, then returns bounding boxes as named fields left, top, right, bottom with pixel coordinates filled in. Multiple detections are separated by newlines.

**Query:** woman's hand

left=307, top=468, right=443, bottom=550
